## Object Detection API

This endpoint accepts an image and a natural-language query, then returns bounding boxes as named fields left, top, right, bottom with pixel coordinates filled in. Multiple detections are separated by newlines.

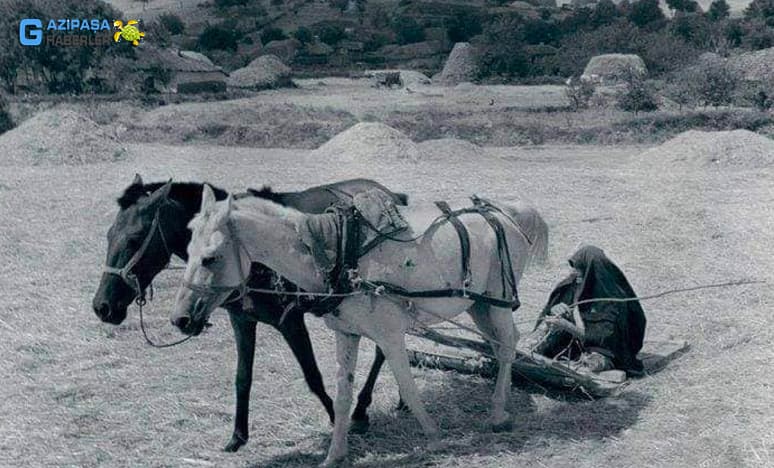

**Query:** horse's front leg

left=321, top=331, right=360, bottom=467
left=224, top=311, right=257, bottom=452
left=379, top=334, right=440, bottom=441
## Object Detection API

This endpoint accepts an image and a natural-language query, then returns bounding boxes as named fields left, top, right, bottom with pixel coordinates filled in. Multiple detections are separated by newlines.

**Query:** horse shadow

left=253, top=373, right=651, bottom=467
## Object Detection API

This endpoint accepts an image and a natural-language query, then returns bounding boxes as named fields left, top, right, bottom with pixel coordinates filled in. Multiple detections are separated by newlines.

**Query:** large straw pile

left=226, top=54, right=292, bottom=90
left=581, top=54, right=647, bottom=84
left=728, top=47, right=774, bottom=82
left=313, top=122, right=421, bottom=162
left=436, top=42, right=479, bottom=86
left=639, top=130, right=774, bottom=169
left=0, top=108, right=127, bottom=166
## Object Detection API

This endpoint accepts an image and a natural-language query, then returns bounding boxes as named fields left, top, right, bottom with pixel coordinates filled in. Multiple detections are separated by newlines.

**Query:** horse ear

left=226, top=193, right=234, bottom=212
left=147, top=179, right=173, bottom=205
left=132, top=173, right=143, bottom=186
left=201, top=184, right=217, bottom=213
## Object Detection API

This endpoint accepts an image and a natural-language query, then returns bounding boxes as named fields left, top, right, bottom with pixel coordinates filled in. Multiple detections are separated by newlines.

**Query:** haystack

left=437, top=42, right=479, bottom=86
left=581, top=54, right=647, bottom=84
left=728, top=47, right=774, bottom=82
left=226, top=55, right=293, bottom=90
left=313, top=122, right=420, bottom=163
left=639, top=130, right=774, bottom=169
left=417, top=138, right=485, bottom=161
left=0, top=108, right=127, bottom=166
left=179, top=50, right=215, bottom=66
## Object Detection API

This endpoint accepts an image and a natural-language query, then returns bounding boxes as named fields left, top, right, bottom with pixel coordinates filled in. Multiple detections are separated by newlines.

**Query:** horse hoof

left=395, top=400, right=410, bottom=413
left=350, top=418, right=370, bottom=434
left=491, top=420, right=513, bottom=433
left=319, top=455, right=348, bottom=467
left=223, top=434, right=247, bottom=452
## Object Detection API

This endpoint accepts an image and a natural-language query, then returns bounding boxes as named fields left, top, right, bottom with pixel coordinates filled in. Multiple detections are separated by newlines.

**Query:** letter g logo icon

left=20, top=19, right=43, bottom=46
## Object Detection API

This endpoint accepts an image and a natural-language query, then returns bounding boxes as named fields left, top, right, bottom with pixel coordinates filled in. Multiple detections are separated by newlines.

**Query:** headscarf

left=537, top=245, right=647, bottom=374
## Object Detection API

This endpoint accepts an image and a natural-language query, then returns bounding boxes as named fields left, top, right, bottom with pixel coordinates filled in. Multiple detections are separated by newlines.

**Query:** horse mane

left=117, top=181, right=228, bottom=209
left=246, top=185, right=282, bottom=202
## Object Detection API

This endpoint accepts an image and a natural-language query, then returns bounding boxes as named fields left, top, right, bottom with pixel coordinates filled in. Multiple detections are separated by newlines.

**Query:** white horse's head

left=171, top=185, right=250, bottom=335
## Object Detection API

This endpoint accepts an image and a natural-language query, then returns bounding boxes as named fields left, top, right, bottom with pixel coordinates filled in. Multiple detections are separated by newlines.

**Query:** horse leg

left=277, top=313, right=335, bottom=424
left=378, top=333, right=439, bottom=441
left=224, top=311, right=257, bottom=452
left=350, top=344, right=384, bottom=433
left=468, top=302, right=517, bottom=432
left=321, top=331, right=360, bottom=467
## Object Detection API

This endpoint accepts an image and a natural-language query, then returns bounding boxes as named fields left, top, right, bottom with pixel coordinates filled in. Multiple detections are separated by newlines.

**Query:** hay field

left=1, top=107, right=773, bottom=468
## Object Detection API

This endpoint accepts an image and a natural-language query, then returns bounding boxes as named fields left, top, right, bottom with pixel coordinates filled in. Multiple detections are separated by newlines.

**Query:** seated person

left=522, top=245, right=647, bottom=376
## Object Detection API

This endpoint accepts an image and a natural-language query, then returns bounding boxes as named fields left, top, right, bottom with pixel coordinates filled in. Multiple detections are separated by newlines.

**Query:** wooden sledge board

left=406, top=329, right=689, bottom=397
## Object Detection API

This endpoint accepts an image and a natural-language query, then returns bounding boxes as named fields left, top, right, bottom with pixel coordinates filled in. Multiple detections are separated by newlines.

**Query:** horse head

left=171, top=185, right=249, bottom=336
left=92, top=175, right=175, bottom=324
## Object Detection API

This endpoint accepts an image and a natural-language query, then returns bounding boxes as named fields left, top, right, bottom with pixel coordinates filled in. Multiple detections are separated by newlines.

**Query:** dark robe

left=535, top=245, right=647, bottom=374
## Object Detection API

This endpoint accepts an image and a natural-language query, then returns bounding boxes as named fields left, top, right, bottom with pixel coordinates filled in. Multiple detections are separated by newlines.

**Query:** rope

left=568, top=279, right=766, bottom=309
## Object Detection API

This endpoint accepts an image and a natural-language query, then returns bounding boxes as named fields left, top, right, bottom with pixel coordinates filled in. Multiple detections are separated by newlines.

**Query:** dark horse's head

left=92, top=174, right=179, bottom=324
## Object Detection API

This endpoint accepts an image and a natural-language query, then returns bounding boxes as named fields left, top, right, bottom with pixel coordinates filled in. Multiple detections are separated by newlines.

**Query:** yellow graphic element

left=113, top=20, right=145, bottom=46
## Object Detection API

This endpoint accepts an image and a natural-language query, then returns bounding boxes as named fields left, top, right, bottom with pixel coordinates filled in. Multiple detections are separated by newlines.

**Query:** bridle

left=102, top=200, right=191, bottom=348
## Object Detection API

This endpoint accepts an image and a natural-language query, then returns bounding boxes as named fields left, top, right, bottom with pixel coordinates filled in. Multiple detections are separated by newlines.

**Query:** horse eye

left=201, top=256, right=218, bottom=267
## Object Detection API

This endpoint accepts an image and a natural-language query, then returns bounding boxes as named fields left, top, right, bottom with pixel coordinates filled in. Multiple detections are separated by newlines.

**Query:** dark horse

left=92, top=175, right=400, bottom=451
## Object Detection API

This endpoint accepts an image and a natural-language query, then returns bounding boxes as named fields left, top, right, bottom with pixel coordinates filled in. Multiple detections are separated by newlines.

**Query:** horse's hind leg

left=321, top=331, right=360, bottom=467
left=277, top=313, right=335, bottom=424
left=351, top=345, right=385, bottom=433
left=468, top=302, right=517, bottom=432
left=225, top=312, right=257, bottom=452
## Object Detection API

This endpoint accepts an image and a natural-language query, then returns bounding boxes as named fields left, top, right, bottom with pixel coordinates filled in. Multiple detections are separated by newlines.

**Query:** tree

left=628, top=0, right=666, bottom=28
left=478, top=16, right=530, bottom=78
left=706, top=0, right=730, bottom=20
left=666, top=0, right=700, bottom=13
left=745, top=0, right=774, bottom=22
left=445, top=11, right=483, bottom=43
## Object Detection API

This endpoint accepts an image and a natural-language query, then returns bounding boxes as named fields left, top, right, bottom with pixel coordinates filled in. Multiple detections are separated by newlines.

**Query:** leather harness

left=304, top=196, right=523, bottom=315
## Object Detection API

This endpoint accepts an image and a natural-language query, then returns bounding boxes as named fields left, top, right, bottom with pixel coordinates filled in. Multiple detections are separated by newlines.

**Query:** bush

left=445, top=12, right=483, bottom=42
left=691, top=61, right=740, bottom=106
left=159, top=13, right=185, bottom=34
left=197, top=24, right=241, bottom=51
left=391, top=16, right=426, bottom=45
left=310, top=21, right=347, bottom=45
left=0, top=94, right=13, bottom=134
left=261, top=27, right=287, bottom=44
left=617, top=66, right=658, bottom=113
left=565, top=76, right=596, bottom=110
left=294, top=27, right=313, bottom=44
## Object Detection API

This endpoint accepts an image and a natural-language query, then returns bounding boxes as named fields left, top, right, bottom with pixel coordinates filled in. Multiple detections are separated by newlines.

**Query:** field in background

left=1, top=130, right=773, bottom=467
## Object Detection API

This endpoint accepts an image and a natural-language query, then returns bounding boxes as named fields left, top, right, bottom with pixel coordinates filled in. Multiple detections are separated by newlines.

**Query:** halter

left=103, top=205, right=173, bottom=299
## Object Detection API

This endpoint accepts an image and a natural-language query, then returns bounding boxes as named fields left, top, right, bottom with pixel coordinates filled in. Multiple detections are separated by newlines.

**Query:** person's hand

left=543, top=315, right=566, bottom=331
left=550, top=303, right=570, bottom=316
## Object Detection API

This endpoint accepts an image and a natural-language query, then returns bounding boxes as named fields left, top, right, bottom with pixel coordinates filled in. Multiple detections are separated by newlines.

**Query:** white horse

left=171, top=185, right=548, bottom=466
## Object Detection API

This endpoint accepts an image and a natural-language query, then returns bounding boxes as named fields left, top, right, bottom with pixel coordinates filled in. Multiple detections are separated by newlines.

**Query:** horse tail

left=503, top=202, right=549, bottom=267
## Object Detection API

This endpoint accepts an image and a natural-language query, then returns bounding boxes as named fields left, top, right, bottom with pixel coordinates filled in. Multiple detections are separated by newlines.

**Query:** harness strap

left=366, top=280, right=518, bottom=309
left=472, top=198, right=519, bottom=307
left=435, top=201, right=472, bottom=288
